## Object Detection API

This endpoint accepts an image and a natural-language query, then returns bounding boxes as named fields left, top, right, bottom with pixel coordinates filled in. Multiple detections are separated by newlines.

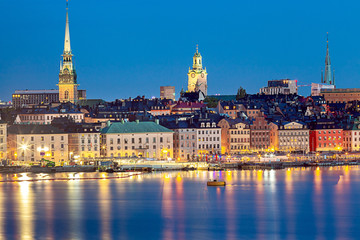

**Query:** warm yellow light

left=20, top=144, right=28, bottom=151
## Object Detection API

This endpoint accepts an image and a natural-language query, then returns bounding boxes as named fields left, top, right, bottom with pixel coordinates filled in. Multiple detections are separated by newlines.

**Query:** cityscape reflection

left=0, top=166, right=359, bottom=239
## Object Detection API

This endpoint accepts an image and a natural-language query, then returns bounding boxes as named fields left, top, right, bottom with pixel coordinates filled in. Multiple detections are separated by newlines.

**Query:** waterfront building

left=51, top=118, right=101, bottom=160
left=161, top=114, right=221, bottom=160
left=0, top=119, right=7, bottom=160
left=187, top=45, right=208, bottom=96
left=160, top=86, right=175, bottom=101
left=250, top=116, right=270, bottom=151
left=196, top=119, right=221, bottom=158
left=171, top=119, right=197, bottom=161
left=309, top=119, right=343, bottom=152
left=7, top=124, right=68, bottom=165
left=259, top=79, right=298, bottom=95
left=277, top=121, right=309, bottom=153
left=100, top=121, right=173, bottom=159
left=343, top=118, right=360, bottom=152
left=217, top=118, right=250, bottom=154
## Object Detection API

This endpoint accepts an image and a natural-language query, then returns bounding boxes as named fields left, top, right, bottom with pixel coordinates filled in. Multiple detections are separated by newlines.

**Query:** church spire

left=193, top=44, right=202, bottom=70
left=64, top=0, right=71, bottom=54
left=323, top=32, right=333, bottom=85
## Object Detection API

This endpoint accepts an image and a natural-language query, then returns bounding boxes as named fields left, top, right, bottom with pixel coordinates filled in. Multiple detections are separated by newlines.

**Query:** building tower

left=58, top=0, right=78, bottom=103
left=187, top=45, right=208, bottom=95
left=321, top=33, right=335, bottom=85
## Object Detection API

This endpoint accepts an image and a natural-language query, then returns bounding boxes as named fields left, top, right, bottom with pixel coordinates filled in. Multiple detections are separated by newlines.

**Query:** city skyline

left=1, top=0, right=360, bottom=101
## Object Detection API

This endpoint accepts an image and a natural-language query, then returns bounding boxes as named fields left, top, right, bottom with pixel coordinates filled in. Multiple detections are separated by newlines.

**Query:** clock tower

left=58, top=1, right=78, bottom=103
left=187, top=45, right=208, bottom=95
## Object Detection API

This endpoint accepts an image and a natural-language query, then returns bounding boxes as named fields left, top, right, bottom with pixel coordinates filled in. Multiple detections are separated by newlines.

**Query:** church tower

left=187, top=45, right=208, bottom=95
left=58, top=1, right=78, bottom=103
left=321, top=33, right=335, bottom=85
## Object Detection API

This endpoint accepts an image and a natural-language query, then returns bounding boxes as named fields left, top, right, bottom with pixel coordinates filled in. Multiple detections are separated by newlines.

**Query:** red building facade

left=309, top=120, right=343, bottom=152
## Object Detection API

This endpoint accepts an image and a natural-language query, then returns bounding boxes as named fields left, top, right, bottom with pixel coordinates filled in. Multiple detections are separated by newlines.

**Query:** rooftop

left=101, top=121, right=173, bottom=134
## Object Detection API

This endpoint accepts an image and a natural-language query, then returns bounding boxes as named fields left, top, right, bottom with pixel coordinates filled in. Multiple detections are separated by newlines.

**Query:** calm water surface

left=1, top=166, right=360, bottom=240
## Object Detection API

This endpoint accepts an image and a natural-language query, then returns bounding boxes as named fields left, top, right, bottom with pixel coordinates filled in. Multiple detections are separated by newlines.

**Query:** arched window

left=64, top=90, right=69, bottom=99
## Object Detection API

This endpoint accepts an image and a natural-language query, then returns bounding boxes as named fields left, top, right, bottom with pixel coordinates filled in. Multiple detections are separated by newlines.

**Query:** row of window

left=318, top=136, right=341, bottom=140
left=318, top=130, right=341, bottom=134
left=109, top=137, right=166, bottom=145
left=318, top=143, right=342, bottom=148
left=230, top=130, right=250, bottom=135
left=198, top=137, right=220, bottom=142
left=198, top=144, right=220, bottom=149
left=279, top=132, right=308, bottom=136
left=230, top=145, right=249, bottom=150
left=198, top=130, right=220, bottom=135
left=230, top=138, right=249, bottom=143
left=21, top=136, right=65, bottom=142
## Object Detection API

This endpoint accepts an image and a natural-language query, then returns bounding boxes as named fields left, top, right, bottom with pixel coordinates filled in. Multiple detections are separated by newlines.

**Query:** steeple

left=323, top=33, right=333, bottom=85
left=64, top=0, right=71, bottom=53
left=193, top=44, right=203, bottom=70
left=58, top=0, right=78, bottom=103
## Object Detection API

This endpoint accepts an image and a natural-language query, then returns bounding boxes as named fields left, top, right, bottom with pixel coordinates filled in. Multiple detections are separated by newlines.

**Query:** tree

left=204, top=97, right=218, bottom=108
left=236, top=86, right=247, bottom=100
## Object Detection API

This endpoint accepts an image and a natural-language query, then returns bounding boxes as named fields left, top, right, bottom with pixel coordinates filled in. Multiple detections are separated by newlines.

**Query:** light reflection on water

left=0, top=166, right=360, bottom=239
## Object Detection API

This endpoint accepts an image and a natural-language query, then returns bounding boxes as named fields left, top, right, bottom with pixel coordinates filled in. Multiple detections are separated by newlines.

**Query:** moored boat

left=207, top=179, right=226, bottom=186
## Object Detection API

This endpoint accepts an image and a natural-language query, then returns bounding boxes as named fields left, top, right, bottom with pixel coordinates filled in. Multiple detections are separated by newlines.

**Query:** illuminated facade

left=7, top=125, right=68, bottom=165
left=218, top=119, right=250, bottom=154
left=187, top=45, right=208, bottom=95
left=58, top=3, right=79, bottom=103
left=0, top=120, right=6, bottom=160
left=101, top=121, right=173, bottom=159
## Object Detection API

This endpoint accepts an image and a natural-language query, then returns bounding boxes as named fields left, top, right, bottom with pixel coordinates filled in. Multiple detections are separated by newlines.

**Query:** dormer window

left=201, top=123, right=205, bottom=128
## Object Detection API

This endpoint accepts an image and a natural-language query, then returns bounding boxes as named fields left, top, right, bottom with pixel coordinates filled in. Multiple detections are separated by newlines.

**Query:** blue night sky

left=1, top=0, right=360, bottom=101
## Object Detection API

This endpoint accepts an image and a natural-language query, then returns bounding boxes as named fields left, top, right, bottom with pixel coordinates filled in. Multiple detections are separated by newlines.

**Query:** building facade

left=12, top=90, right=59, bottom=108
left=309, top=120, right=343, bottom=152
left=160, top=86, right=175, bottom=101
left=260, top=79, right=297, bottom=95
left=7, top=125, right=69, bottom=165
left=0, top=120, right=7, bottom=160
left=250, top=116, right=270, bottom=151
left=100, top=121, right=173, bottom=159
left=320, top=88, right=360, bottom=103
left=278, top=122, right=309, bottom=152
left=218, top=119, right=250, bottom=154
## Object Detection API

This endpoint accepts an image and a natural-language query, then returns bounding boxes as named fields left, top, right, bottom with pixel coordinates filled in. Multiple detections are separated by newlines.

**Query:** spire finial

left=196, top=44, right=198, bottom=53
left=66, top=0, right=69, bottom=10
left=326, top=32, right=328, bottom=44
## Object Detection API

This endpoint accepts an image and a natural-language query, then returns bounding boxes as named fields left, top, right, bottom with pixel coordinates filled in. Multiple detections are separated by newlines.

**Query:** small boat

left=207, top=179, right=226, bottom=186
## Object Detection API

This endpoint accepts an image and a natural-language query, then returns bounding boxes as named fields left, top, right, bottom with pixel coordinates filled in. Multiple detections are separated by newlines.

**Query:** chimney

left=155, top=119, right=159, bottom=125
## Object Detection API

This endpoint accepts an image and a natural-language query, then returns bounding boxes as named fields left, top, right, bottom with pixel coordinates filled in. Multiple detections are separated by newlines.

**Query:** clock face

left=191, top=73, right=195, bottom=78
left=201, top=73, right=204, bottom=78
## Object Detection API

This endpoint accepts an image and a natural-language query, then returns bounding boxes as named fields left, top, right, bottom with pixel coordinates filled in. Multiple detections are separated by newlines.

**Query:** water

left=1, top=166, right=360, bottom=240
